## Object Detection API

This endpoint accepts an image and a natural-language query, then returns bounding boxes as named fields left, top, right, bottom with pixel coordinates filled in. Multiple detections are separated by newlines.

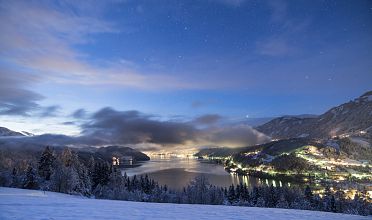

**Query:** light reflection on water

left=121, top=157, right=290, bottom=190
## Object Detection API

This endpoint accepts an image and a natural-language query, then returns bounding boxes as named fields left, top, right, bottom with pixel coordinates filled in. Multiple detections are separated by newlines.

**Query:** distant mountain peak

left=0, top=127, right=25, bottom=137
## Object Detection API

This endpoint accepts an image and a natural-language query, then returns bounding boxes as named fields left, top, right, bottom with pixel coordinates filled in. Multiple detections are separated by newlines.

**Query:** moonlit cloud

left=81, top=107, right=197, bottom=145
left=0, top=68, right=61, bottom=117
left=0, top=107, right=270, bottom=151
left=0, top=0, right=205, bottom=91
left=78, top=108, right=269, bottom=149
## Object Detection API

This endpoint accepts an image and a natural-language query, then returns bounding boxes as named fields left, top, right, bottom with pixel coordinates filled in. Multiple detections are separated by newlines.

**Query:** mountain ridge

left=256, top=91, right=372, bottom=139
left=0, top=127, right=25, bottom=137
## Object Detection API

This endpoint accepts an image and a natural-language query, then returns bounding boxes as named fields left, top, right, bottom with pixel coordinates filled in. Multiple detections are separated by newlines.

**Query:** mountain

left=68, top=145, right=150, bottom=163
left=0, top=127, right=25, bottom=137
left=256, top=91, right=372, bottom=139
left=244, top=117, right=276, bottom=126
left=195, top=147, right=243, bottom=158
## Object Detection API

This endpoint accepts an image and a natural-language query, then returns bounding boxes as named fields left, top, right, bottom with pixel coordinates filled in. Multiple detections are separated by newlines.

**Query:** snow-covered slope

left=0, top=187, right=368, bottom=220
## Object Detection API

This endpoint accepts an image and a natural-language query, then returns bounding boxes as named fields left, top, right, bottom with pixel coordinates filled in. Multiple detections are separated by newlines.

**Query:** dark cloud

left=193, top=114, right=222, bottom=125
left=0, top=69, right=43, bottom=116
left=0, top=107, right=270, bottom=150
left=80, top=107, right=270, bottom=148
left=81, top=107, right=197, bottom=145
left=39, top=105, right=61, bottom=117
left=0, top=69, right=61, bottom=117
left=71, top=108, right=87, bottom=119
left=62, top=121, right=76, bottom=125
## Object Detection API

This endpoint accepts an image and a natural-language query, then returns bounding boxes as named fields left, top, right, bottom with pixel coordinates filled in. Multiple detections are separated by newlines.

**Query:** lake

left=121, top=157, right=291, bottom=190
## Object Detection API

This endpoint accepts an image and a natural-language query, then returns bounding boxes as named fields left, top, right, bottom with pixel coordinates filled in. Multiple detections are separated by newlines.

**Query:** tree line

left=0, top=146, right=371, bottom=216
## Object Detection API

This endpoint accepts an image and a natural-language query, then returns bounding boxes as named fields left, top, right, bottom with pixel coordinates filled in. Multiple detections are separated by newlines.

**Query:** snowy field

left=0, top=187, right=369, bottom=220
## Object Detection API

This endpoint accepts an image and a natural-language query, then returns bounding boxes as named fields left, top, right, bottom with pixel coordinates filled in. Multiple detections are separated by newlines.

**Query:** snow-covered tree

left=23, top=166, right=38, bottom=189
left=38, top=146, right=55, bottom=181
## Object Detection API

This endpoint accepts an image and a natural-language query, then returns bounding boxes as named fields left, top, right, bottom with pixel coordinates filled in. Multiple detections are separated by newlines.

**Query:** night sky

left=0, top=0, right=371, bottom=149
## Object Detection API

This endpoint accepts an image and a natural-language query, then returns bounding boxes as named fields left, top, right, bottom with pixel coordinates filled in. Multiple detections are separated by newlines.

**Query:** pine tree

left=92, top=162, right=111, bottom=188
left=87, top=156, right=95, bottom=179
left=38, top=146, right=55, bottom=180
left=276, top=194, right=289, bottom=209
left=227, top=185, right=236, bottom=204
left=75, top=160, right=92, bottom=196
left=330, top=195, right=337, bottom=212
left=241, top=184, right=249, bottom=202
left=11, top=167, right=19, bottom=188
left=23, top=166, right=38, bottom=189
left=256, top=197, right=266, bottom=207
left=304, top=185, right=313, bottom=202
left=251, top=186, right=260, bottom=205
left=61, top=148, right=73, bottom=167
left=266, top=185, right=277, bottom=207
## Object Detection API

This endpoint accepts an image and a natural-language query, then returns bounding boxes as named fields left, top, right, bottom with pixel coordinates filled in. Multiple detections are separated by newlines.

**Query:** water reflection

left=121, top=157, right=290, bottom=190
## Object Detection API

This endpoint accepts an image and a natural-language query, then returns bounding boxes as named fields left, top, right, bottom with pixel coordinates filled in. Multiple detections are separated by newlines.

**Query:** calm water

left=121, top=157, right=290, bottom=190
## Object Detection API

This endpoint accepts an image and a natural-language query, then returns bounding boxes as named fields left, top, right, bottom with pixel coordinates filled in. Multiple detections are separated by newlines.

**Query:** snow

left=361, top=94, right=372, bottom=102
left=298, top=133, right=309, bottom=138
left=0, top=187, right=369, bottom=220
left=350, top=137, right=371, bottom=148
left=325, top=139, right=340, bottom=150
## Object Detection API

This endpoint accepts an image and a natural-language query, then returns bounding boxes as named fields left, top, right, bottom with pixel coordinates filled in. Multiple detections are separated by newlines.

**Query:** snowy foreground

left=0, top=187, right=369, bottom=220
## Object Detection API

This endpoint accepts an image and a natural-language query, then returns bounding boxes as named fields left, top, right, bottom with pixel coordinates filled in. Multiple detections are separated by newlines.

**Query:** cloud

left=79, top=107, right=269, bottom=149
left=0, top=107, right=270, bottom=150
left=200, top=125, right=270, bottom=147
left=256, top=0, right=311, bottom=57
left=71, top=108, right=88, bottom=119
left=193, top=114, right=222, bottom=125
left=0, top=1, right=212, bottom=91
left=0, top=67, right=65, bottom=117
left=62, top=121, right=76, bottom=126
left=190, top=99, right=219, bottom=109
left=81, top=107, right=197, bottom=145
left=0, top=68, right=42, bottom=116
left=39, top=105, right=61, bottom=117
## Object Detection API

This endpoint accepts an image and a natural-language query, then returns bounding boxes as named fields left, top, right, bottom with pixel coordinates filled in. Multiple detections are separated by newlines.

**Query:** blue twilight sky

left=0, top=0, right=371, bottom=136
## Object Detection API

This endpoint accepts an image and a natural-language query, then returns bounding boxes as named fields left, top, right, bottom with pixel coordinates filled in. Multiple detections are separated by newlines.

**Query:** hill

left=0, top=187, right=368, bottom=220
left=0, top=139, right=150, bottom=169
left=77, top=145, right=150, bottom=162
left=256, top=91, right=372, bottom=139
